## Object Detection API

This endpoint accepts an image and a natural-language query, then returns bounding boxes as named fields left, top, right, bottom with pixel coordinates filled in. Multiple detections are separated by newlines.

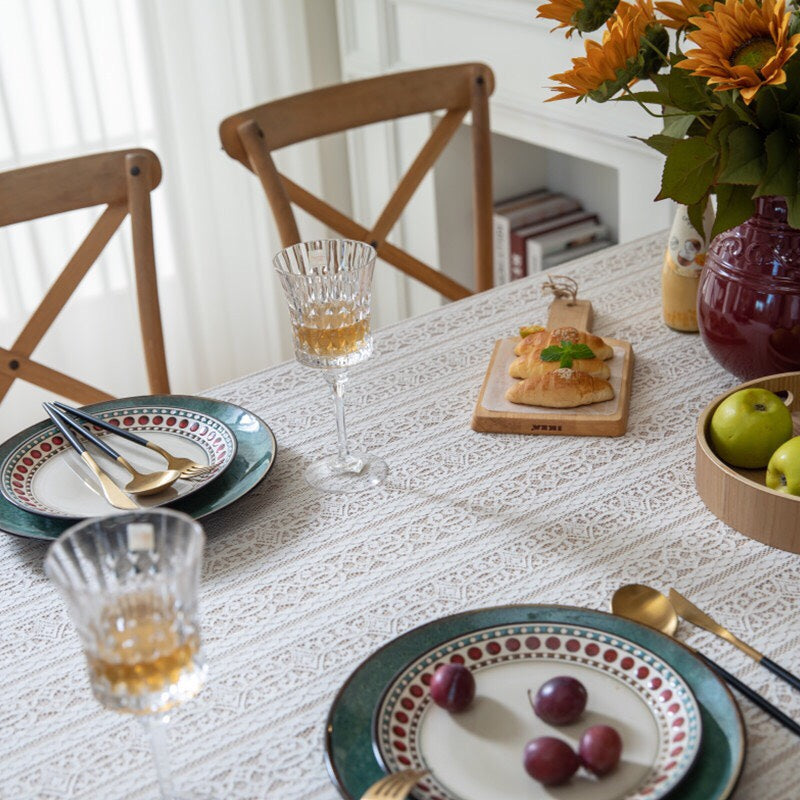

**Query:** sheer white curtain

left=0, top=0, right=346, bottom=440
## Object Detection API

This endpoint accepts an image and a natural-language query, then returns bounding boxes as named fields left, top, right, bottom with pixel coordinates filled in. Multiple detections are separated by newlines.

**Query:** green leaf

left=719, top=92, right=755, bottom=123
left=667, top=66, right=713, bottom=112
left=540, top=346, right=563, bottom=363
left=754, top=88, right=780, bottom=130
left=634, top=133, right=682, bottom=156
left=717, top=126, right=764, bottom=185
left=755, top=129, right=798, bottom=197
left=657, top=137, right=718, bottom=204
left=786, top=194, right=800, bottom=229
left=712, top=184, right=755, bottom=237
left=779, top=57, right=800, bottom=110
left=650, top=72, right=670, bottom=93
left=687, top=196, right=709, bottom=239
left=781, top=112, right=800, bottom=136
left=706, top=107, right=740, bottom=147
left=662, top=108, right=695, bottom=138
left=707, top=113, right=742, bottom=179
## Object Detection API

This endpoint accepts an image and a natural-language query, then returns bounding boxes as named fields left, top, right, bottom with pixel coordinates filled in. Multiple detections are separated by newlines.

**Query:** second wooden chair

left=219, top=62, right=495, bottom=301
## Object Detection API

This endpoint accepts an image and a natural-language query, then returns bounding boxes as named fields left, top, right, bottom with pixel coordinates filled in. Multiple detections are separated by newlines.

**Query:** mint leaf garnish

left=539, top=340, right=597, bottom=369
left=569, top=343, right=596, bottom=360
left=540, top=346, right=563, bottom=362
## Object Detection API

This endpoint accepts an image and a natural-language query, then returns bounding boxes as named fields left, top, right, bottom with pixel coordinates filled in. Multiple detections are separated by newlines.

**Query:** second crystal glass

left=273, top=239, right=387, bottom=492
left=45, top=509, right=209, bottom=800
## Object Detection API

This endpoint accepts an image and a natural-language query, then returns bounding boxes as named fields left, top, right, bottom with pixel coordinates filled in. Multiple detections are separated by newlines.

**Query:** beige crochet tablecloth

left=2, top=232, right=799, bottom=799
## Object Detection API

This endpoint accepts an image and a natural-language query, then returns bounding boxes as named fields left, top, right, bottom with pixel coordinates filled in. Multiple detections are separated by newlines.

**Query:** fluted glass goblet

left=273, top=238, right=388, bottom=492
left=44, top=509, right=209, bottom=800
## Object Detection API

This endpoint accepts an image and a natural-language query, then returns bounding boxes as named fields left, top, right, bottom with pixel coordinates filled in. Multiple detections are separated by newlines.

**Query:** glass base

left=305, top=451, right=387, bottom=493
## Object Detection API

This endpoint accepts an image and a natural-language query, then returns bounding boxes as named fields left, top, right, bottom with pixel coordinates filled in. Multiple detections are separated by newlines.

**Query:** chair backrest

left=0, top=148, right=170, bottom=407
left=219, top=63, right=495, bottom=300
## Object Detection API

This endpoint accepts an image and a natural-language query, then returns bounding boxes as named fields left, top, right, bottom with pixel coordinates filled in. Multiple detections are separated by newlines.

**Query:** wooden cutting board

left=471, top=298, right=634, bottom=437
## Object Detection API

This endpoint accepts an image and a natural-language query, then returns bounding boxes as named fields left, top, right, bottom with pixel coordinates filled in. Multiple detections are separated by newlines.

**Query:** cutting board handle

left=546, top=298, right=594, bottom=332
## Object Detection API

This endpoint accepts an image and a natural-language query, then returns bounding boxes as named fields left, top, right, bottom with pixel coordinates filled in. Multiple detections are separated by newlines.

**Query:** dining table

left=2, top=230, right=799, bottom=800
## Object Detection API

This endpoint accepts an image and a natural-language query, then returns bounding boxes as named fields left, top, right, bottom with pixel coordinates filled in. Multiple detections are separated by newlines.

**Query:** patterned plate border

left=0, top=404, right=237, bottom=517
left=374, top=623, right=702, bottom=800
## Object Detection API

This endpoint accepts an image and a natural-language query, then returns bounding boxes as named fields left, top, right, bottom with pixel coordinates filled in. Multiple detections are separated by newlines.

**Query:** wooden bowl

left=696, top=372, right=800, bottom=553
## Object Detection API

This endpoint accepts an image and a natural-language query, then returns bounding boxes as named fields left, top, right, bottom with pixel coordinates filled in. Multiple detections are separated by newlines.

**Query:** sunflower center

left=730, top=37, right=777, bottom=72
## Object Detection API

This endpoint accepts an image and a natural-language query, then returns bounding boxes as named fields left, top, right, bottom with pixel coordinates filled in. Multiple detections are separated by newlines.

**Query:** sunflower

left=548, top=0, right=667, bottom=101
left=654, top=0, right=708, bottom=30
left=678, top=0, right=800, bottom=103
left=537, top=0, right=621, bottom=36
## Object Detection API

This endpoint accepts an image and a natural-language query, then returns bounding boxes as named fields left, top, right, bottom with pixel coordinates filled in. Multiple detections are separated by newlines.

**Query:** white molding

left=492, top=92, right=664, bottom=159
left=391, top=0, right=540, bottom=26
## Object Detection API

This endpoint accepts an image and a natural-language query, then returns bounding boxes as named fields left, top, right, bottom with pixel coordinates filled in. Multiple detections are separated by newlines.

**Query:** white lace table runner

left=2, top=233, right=798, bottom=799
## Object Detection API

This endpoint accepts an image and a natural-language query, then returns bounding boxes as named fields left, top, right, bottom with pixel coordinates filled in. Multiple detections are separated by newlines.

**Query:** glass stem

left=324, top=369, right=352, bottom=466
left=140, top=714, right=176, bottom=800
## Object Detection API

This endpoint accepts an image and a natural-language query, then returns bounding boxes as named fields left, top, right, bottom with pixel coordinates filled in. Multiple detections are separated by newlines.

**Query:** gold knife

left=78, top=451, right=139, bottom=510
left=670, top=588, right=800, bottom=693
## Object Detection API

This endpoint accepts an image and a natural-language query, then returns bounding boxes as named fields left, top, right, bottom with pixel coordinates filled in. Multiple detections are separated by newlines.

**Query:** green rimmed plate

left=325, top=605, right=745, bottom=800
left=0, top=395, right=276, bottom=540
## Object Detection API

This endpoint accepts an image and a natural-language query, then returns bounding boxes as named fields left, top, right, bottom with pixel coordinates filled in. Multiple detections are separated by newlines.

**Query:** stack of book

left=493, top=189, right=612, bottom=285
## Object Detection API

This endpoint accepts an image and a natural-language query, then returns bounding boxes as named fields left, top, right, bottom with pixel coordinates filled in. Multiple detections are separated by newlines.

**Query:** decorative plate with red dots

left=0, top=403, right=237, bottom=518
left=373, top=623, right=701, bottom=800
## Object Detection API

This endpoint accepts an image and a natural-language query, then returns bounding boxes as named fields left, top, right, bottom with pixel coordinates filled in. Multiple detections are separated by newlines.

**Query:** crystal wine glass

left=273, top=238, right=388, bottom=492
left=44, top=509, right=209, bottom=800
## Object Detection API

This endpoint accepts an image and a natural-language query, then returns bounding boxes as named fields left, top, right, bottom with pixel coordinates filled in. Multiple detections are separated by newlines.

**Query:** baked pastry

left=509, top=347, right=611, bottom=380
left=506, top=368, right=615, bottom=408
left=515, top=326, right=614, bottom=360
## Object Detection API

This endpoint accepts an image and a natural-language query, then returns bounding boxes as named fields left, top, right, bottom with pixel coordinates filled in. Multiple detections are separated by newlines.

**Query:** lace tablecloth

left=2, top=232, right=799, bottom=800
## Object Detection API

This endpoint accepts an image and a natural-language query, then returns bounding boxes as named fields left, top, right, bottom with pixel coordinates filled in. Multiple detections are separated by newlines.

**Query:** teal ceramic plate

left=0, top=395, right=276, bottom=540
left=325, top=606, right=745, bottom=800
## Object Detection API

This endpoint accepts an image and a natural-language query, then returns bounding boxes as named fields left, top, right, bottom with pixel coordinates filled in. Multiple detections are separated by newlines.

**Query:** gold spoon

left=44, top=403, right=182, bottom=496
left=611, top=584, right=800, bottom=737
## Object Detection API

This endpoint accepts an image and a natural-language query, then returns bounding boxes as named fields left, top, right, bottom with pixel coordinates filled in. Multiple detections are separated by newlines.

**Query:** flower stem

left=641, top=32, right=671, bottom=67
left=620, top=84, right=663, bottom=116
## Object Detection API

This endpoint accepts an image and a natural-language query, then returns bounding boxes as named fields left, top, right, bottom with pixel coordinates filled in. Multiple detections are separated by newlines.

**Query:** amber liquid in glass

left=88, top=593, right=205, bottom=714
left=293, top=303, right=369, bottom=359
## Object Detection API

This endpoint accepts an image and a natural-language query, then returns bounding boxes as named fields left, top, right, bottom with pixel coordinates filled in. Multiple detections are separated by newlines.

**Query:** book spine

left=509, top=227, right=527, bottom=281
left=526, top=238, right=545, bottom=274
left=493, top=212, right=511, bottom=286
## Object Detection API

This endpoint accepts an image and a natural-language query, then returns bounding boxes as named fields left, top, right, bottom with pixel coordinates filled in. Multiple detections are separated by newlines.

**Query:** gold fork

left=136, top=439, right=213, bottom=480
left=54, top=402, right=213, bottom=479
left=361, top=770, right=427, bottom=800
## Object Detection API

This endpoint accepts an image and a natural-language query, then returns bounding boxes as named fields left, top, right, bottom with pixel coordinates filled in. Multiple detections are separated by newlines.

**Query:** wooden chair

left=0, top=149, right=170, bottom=407
left=219, top=63, right=495, bottom=301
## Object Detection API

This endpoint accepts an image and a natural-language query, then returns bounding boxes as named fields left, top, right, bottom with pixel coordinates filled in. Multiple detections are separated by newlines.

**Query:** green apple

left=709, top=388, right=793, bottom=469
left=766, top=436, right=800, bottom=494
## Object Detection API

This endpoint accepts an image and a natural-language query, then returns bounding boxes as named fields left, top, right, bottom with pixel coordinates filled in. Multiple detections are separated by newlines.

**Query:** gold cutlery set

left=613, top=585, right=800, bottom=735
left=42, top=402, right=211, bottom=509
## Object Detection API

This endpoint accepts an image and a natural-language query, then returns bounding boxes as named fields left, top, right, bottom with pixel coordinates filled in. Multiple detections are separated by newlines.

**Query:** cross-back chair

left=0, top=149, right=170, bottom=408
left=219, top=62, right=495, bottom=300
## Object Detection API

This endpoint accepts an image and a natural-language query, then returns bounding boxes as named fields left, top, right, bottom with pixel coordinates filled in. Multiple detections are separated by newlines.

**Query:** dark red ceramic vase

left=698, top=196, right=800, bottom=380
